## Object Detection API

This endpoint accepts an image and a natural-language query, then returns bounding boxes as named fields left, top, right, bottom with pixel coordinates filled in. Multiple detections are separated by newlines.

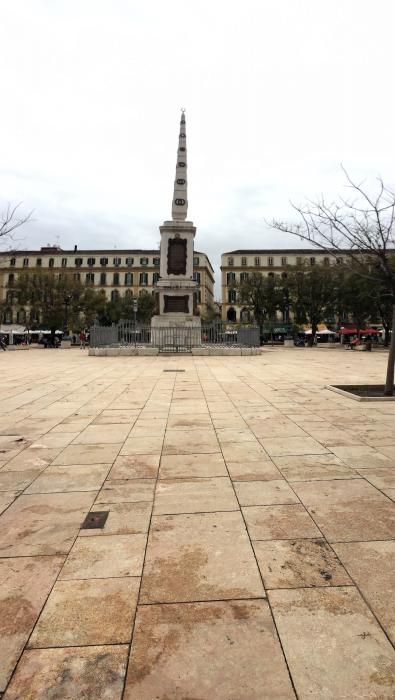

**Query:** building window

left=73, top=272, right=81, bottom=281
left=139, top=288, right=148, bottom=296
left=125, top=257, right=134, bottom=267
left=139, top=272, right=148, bottom=286
left=113, top=272, right=120, bottom=285
left=75, top=258, right=83, bottom=267
left=226, top=272, right=236, bottom=285
left=49, top=258, right=54, bottom=268
left=6, top=291, right=14, bottom=304
left=4, top=309, right=13, bottom=323
left=153, top=257, right=160, bottom=266
left=268, top=272, right=274, bottom=277
left=113, top=257, right=121, bottom=267
left=254, top=257, right=260, bottom=266
left=153, top=272, right=160, bottom=284
left=336, top=257, right=343, bottom=265
left=61, top=258, right=67, bottom=267
left=241, top=257, right=247, bottom=266
left=193, top=272, right=201, bottom=284
left=281, top=257, right=287, bottom=266
left=310, top=257, right=316, bottom=266
left=193, top=256, right=200, bottom=266
left=140, top=257, right=148, bottom=266
left=111, top=289, right=119, bottom=302
left=100, top=257, right=108, bottom=266
left=87, top=257, right=95, bottom=267
left=36, top=258, right=42, bottom=267
left=17, top=309, right=26, bottom=324
left=240, top=272, right=249, bottom=282
left=100, top=272, right=107, bottom=285
left=281, top=272, right=288, bottom=279
left=227, top=257, right=234, bottom=266
left=296, top=257, right=302, bottom=265
left=323, top=257, right=330, bottom=266
left=10, top=258, right=16, bottom=267
left=23, top=258, right=29, bottom=267
left=196, top=290, right=201, bottom=304
left=8, top=273, right=15, bottom=285
left=125, top=289, right=132, bottom=298
left=268, top=257, right=274, bottom=266
left=86, top=273, right=95, bottom=285
left=125, top=272, right=133, bottom=286
left=228, top=289, right=237, bottom=304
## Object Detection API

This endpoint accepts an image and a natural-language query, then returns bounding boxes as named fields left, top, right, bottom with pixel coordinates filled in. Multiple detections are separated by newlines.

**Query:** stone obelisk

left=151, top=110, right=201, bottom=341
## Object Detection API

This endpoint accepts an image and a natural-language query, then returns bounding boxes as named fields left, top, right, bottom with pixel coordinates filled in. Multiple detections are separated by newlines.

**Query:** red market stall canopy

left=339, top=328, right=379, bottom=335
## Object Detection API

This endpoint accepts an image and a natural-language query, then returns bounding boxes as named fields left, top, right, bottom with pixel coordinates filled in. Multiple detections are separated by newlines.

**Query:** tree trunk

left=384, top=305, right=395, bottom=396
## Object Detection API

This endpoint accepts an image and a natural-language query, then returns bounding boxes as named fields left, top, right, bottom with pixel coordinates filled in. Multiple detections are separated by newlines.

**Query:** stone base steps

left=88, top=347, right=260, bottom=357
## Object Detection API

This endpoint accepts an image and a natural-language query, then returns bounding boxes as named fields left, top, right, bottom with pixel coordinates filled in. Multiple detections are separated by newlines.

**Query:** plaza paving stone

left=0, top=347, right=394, bottom=697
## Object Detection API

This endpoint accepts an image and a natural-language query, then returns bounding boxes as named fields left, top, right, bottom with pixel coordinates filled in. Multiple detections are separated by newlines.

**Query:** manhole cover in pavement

left=81, top=511, right=109, bottom=529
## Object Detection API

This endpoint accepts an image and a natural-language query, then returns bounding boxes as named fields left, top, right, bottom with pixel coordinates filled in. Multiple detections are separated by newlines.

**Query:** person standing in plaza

left=79, top=330, right=86, bottom=349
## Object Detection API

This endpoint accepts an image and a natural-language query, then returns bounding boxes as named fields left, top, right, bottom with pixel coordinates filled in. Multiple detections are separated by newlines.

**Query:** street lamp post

left=133, top=298, right=138, bottom=348
left=283, top=290, right=291, bottom=339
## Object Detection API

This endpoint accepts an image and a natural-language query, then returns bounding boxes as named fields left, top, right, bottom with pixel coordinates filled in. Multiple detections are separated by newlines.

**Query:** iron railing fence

left=90, top=321, right=260, bottom=350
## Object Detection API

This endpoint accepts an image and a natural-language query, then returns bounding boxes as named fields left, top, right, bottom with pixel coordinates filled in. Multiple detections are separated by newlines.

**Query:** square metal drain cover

left=163, top=369, right=185, bottom=372
left=81, top=511, right=109, bottom=529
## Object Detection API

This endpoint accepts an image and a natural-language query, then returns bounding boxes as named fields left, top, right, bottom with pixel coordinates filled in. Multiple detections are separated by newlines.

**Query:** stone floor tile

left=306, top=499, right=395, bottom=542
left=29, top=577, right=140, bottom=647
left=378, top=445, right=395, bottom=460
left=95, top=478, right=155, bottom=504
left=3, top=447, right=60, bottom=471
left=166, top=414, right=213, bottom=430
left=333, top=540, right=395, bottom=644
left=72, top=424, right=131, bottom=444
left=0, top=492, right=96, bottom=556
left=121, top=435, right=163, bottom=455
left=243, top=504, right=321, bottom=540
left=154, top=477, right=238, bottom=514
left=124, top=600, right=295, bottom=700
left=94, top=409, right=140, bottom=423
left=269, top=587, right=395, bottom=699
left=259, top=436, right=329, bottom=457
left=226, top=460, right=281, bottom=481
left=354, top=467, right=395, bottom=489
left=221, top=441, right=268, bottom=462
left=31, top=433, right=79, bottom=449
left=162, top=429, right=219, bottom=455
left=60, top=534, right=147, bottom=579
left=52, top=443, right=122, bottom=465
left=248, top=419, right=306, bottom=438
left=234, top=479, right=300, bottom=506
left=108, top=454, right=160, bottom=479
left=253, top=538, right=351, bottom=589
left=50, top=417, right=95, bottom=433
left=159, top=452, right=227, bottom=478
left=4, top=645, right=128, bottom=700
left=0, top=469, right=43, bottom=492
left=330, top=444, right=385, bottom=460
left=24, top=464, right=111, bottom=494
left=0, top=492, right=17, bottom=514
left=272, top=453, right=359, bottom=481
left=0, top=555, right=64, bottom=691
left=216, top=428, right=257, bottom=443
left=79, top=501, right=152, bottom=536
left=140, top=511, right=264, bottom=603
left=385, top=487, right=395, bottom=500
left=292, top=478, right=383, bottom=505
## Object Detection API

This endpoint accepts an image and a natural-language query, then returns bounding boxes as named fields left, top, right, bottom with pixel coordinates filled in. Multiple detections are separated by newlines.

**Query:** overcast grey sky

left=1, top=0, right=394, bottom=284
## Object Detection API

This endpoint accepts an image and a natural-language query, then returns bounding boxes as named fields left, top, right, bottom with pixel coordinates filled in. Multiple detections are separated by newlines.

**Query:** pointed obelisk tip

left=180, top=108, right=186, bottom=123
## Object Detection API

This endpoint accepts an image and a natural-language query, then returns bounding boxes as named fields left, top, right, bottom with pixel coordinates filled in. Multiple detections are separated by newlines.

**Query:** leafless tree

left=270, top=168, right=395, bottom=395
left=0, top=202, right=33, bottom=246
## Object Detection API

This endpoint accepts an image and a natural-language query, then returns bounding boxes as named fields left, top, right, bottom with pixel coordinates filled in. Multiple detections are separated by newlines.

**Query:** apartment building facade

left=0, top=245, right=214, bottom=325
left=221, top=248, right=348, bottom=322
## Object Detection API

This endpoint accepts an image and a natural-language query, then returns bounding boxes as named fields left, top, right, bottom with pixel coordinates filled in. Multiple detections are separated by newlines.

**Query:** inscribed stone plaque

left=164, top=296, right=189, bottom=313
left=167, top=239, right=187, bottom=275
